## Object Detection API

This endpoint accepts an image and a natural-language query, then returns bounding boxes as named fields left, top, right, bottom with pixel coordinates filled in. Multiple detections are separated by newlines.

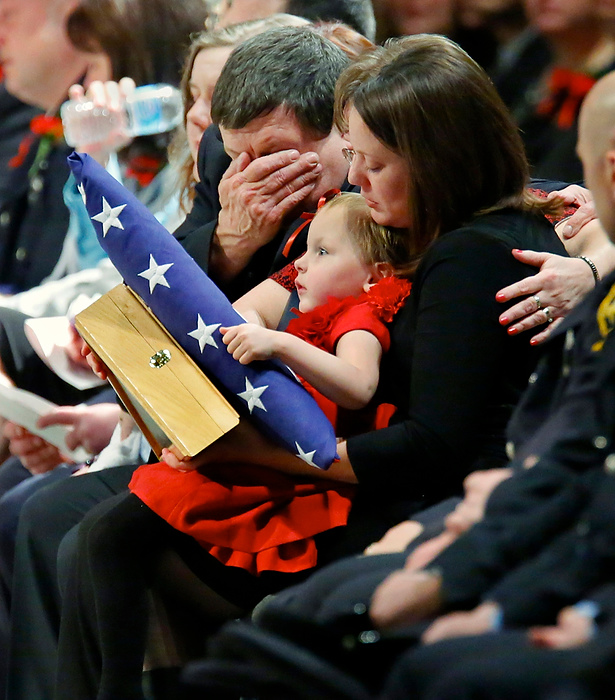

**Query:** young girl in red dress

left=129, top=191, right=412, bottom=576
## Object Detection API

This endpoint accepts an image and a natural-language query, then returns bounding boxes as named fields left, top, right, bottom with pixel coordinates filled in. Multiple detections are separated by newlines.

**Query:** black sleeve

left=173, top=212, right=216, bottom=275
left=173, top=125, right=230, bottom=275
left=529, top=178, right=582, bottom=192
left=347, top=230, right=543, bottom=501
left=515, top=349, right=615, bottom=476
left=487, top=470, right=615, bottom=626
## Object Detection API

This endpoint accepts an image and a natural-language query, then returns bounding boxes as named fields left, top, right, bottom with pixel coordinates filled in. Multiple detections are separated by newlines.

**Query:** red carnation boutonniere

left=125, top=154, right=165, bottom=188
left=30, top=114, right=64, bottom=140
left=536, top=67, right=596, bottom=130
left=9, top=114, right=64, bottom=171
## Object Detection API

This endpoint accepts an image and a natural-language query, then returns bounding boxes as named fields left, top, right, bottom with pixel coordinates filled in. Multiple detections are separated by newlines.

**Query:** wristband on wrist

left=576, top=255, right=601, bottom=285
left=572, top=600, right=600, bottom=638
left=573, top=600, right=600, bottom=620
left=490, top=605, right=504, bottom=631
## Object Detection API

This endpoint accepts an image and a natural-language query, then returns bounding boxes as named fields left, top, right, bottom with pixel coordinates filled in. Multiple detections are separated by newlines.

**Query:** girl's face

left=185, top=45, right=233, bottom=163
left=294, top=204, right=377, bottom=313
left=346, top=107, right=412, bottom=229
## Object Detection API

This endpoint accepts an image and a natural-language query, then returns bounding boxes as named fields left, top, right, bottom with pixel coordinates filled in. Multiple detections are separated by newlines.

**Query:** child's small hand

left=161, top=446, right=201, bottom=472
left=220, top=324, right=279, bottom=364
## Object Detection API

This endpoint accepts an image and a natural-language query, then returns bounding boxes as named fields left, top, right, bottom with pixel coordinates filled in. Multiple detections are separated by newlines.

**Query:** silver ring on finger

left=533, top=295, right=542, bottom=310
left=544, top=307, right=554, bottom=324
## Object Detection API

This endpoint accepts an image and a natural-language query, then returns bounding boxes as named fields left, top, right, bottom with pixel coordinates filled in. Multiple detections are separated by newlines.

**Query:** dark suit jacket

left=435, top=268, right=615, bottom=609
left=0, top=86, right=39, bottom=201
left=0, top=85, right=71, bottom=292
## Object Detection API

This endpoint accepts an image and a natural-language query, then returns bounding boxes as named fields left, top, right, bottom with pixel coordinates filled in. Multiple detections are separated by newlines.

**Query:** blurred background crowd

left=1, top=0, right=612, bottom=299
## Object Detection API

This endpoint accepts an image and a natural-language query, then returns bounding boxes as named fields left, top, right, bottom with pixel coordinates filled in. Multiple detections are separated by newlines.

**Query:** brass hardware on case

left=150, top=349, right=171, bottom=368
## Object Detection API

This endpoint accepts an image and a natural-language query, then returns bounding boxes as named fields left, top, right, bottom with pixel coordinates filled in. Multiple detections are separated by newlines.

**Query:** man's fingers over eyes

left=241, top=150, right=319, bottom=187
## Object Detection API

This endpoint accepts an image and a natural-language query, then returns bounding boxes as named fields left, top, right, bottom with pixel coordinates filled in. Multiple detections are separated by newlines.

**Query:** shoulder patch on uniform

left=592, top=282, right=615, bottom=351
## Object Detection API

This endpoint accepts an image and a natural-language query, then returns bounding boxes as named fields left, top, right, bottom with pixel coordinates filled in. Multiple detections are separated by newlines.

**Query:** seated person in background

left=514, top=0, right=615, bottom=183
left=457, top=0, right=551, bottom=112
left=0, top=0, right=98, bottom=294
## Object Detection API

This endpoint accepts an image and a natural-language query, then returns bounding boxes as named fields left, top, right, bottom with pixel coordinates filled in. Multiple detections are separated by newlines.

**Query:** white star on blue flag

left=188, top=315, right=221, bottom=352
left=295, top=442, right=317, bottom=466
left=138, top=254, right=174, bottom=294
left=91, top=196, right=126, bottom=236
left=238, top=377, right=268, bottom=413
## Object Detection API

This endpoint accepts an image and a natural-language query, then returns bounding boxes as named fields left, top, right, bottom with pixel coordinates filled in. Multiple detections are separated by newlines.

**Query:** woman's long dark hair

left=66, top=0, right=209, bottom=87
left=335, top=34, right=560, bottom=274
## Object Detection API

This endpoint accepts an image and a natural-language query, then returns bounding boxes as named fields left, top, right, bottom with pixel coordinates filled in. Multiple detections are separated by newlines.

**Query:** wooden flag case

left=75, top=284, right=239, bottom=459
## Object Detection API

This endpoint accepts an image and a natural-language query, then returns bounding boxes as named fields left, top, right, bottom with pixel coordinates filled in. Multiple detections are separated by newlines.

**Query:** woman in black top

left=55, top=34, right=568, bottom=699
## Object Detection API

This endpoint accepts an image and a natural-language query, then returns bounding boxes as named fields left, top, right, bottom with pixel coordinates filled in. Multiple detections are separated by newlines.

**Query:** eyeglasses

left=342, top=147, right=355, bottom=165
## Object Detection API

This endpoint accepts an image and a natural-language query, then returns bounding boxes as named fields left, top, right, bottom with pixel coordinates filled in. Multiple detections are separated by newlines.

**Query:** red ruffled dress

left=129, top=276, right=411, bottom=576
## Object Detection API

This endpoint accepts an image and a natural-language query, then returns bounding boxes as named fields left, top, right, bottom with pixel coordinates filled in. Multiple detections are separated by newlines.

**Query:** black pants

left=381, top=628, right=615, bottom=700
left=7, top=465, right=137, bottom=700
left=260, top=497, right=460, bottom=625
left=55, top=491, right=314, bottom=700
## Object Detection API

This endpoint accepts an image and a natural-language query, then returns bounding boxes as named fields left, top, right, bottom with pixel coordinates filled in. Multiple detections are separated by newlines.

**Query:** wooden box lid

left=75, top=284, right=239, bottom=459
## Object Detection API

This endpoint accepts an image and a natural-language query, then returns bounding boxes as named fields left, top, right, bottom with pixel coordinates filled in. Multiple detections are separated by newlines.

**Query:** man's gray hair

left=211, top=26, right=351, bottom=136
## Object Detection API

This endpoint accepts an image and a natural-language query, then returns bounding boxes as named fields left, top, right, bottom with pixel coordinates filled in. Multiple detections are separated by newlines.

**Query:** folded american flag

left=68, top=152, right=338, bottom=469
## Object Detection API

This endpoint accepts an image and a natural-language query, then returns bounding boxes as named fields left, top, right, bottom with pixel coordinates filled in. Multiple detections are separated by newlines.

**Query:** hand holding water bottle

left=61, top=77, right=182, bottom=163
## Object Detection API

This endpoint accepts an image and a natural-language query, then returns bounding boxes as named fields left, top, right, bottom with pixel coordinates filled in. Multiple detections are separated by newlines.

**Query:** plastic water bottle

left=61, top=84, right=183, bottom=147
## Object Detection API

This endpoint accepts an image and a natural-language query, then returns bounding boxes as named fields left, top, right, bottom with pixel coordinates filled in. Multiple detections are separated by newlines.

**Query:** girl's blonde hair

left=319, top=192, right=412, bottom=277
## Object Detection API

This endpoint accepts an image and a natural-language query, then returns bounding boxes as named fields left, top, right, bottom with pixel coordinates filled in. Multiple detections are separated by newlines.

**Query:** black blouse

left=347, top=207, right=567, bottom=518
